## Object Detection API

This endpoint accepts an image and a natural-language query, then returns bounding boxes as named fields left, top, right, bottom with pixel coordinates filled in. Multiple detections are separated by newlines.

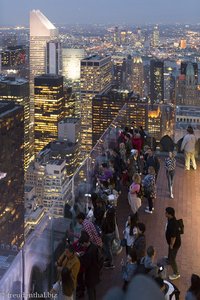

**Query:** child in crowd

left=121, top=248, right=138, bottom=291
left=141, top=245, right=159, bottom=277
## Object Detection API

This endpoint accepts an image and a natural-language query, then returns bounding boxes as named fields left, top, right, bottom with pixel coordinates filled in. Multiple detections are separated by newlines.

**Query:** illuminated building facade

left=0, top=45, right=28, bottom=79
left=92, top=90, right=148, bottom=146
left=25, top=157, right=69, bottom=217
left=80, top=55, right=112, bottom=153
left=150, top=60, right=164, bottom=103
left=62, top=48, right=86, bottom=82
left=176, top=62, right=200, bottom=106
left=112, top=56, right=126, bottom=89
left=132, top=56, right=144, bottom=97
left=127, top=100, right=148, bottom=130
left=148, top=104, right=174, bottom=140
left=34, top=74, right=65, bottom=154
left=62, top=48, right=86, bottom=117
left=0, top=101, right=24, bottom=247
left=113, top=26, right=120, bottom=46
left=46, top=40, right=62, bottom=75
left=43, top=159, right=68, bottom=217
left=0, top=46, right=26, bottom=68
left=64, top=87, right=80, bottom=118
left=92, top=90, right=130, bottom=146
left=30, top=10, right=58, bottom=160
left=0, top=76, right=30, bottom=170
left=151, top=25, right=159, bottom=48
left=180, top=39, right=187, bottom=49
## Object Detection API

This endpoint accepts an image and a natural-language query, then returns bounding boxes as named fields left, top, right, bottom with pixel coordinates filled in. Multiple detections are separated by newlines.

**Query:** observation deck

left=0, top=104, right=199, bottom=300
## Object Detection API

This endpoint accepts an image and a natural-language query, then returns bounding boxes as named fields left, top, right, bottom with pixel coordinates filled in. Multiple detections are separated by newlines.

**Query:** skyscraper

left=80, top=55, right=112, bottom=153
left=180, top=62, right=198, bottom=85
left=150, top=60, right=164, bottom=103
left=0, top=101, right=24, bottom=247
left=176, top=62, right=200, bottom=106
left=46, top=41, right=62, bottom=75
left=62, top=48, right=86, bottom=118
left=34, top=74, right=65, bottom=154
left=62, top=48, right=86, bottom=83
left=0, top=76, right=30, bottom=170
left=30, top=10, right=58, bottom=159
left=151, top=25, right=159, bottom=48
left=132, top=56, right=144, bottom=97
left=112, top=56, right=126, bottom=89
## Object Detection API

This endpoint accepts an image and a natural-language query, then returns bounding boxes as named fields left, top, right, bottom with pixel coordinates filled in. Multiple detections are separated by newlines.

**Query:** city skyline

left=0, top=0, right=200, bottom=26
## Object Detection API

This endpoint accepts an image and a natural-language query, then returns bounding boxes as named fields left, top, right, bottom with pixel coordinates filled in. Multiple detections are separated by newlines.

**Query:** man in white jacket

left=181, top=126, right=197, bottom=171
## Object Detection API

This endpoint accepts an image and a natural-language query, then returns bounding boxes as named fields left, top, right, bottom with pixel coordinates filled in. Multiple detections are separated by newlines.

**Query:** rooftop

left=0, top=75, right=28, bottom=85
left=59, top=117, right=80, bottom=124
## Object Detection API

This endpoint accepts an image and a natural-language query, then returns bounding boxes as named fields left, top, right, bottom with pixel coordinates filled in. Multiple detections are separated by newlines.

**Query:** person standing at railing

left=52, top=244, right=80, bottom=299
left=165, top=152, right=176, bottom=199
left=76, top=213, right=103, bottom=247
left=181, top=126, right=197, bottom=171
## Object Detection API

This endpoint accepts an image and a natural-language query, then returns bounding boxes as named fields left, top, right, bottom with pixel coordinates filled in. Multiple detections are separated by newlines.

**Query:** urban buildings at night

left=0, top=75, right=30, bottom=170
left=150, top=60, right=164, bottom=103
left=1, top=4, right=200, bottom=298
left=30, top=10, right=59, bottom=160
left=0, top=101, right=24, bottom=247
left=80, top=55, right=112, bottom=153
left=34, top=74, right=65, bottom=154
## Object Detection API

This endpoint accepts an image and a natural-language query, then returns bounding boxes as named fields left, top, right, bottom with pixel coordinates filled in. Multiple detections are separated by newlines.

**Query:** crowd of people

left=50, top=124, right=199, bottom=300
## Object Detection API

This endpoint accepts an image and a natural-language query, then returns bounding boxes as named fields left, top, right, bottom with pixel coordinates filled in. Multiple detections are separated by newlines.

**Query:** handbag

left=112, top=238, right=122, bottom=255
left=112, top=217, right=122, bottom=255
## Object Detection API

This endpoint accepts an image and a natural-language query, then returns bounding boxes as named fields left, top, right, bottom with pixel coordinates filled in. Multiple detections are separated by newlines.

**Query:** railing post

left=21, top=248, right=25, bottom=300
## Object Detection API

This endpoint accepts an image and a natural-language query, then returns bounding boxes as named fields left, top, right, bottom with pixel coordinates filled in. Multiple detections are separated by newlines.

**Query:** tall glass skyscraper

left=80, top=55, right=112, bottom=153
left=150, top=60, right=164, bottom=103
left=29, top=10, right=58, bottom=159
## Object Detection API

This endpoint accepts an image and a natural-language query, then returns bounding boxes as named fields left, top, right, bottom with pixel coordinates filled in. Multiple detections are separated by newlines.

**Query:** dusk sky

left=0, top=0, right=200, bottom=25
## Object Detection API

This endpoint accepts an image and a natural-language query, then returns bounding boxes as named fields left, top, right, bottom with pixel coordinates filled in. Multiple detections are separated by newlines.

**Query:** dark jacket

left=80, top=243, right=100, bottom=288
left=94, top=206, right=106, bottom=227
left=133, top=234, right=146, bottom=261
left=146, top=155, right=160, bottom=174
left=166, top=217, right=181, bottom=249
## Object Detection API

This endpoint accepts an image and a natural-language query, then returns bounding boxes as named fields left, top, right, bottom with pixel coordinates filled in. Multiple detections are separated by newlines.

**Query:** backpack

left=177, top=219, right=184, bottom=235
left=143, top=175, right=154, bottom=195
left=136, top=184, right=144, bottom=199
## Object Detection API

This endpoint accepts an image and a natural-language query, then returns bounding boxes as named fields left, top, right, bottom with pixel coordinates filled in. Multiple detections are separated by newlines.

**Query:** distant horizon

left=1, top=22, right=200, bottom=28
left=1, top=0, right=200, bottom=26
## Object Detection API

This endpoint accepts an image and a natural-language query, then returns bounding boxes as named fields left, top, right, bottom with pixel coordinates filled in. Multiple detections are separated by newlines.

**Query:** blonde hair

left=133, top=173, right=141, bottom=184
left=148, top=166, right=155, bottom=175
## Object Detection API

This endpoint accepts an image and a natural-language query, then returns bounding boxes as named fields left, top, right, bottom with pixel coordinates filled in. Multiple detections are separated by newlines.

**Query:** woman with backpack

left=128, top=173, right=142, bottom=216
left=143, top=166, right=156, bottom=214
